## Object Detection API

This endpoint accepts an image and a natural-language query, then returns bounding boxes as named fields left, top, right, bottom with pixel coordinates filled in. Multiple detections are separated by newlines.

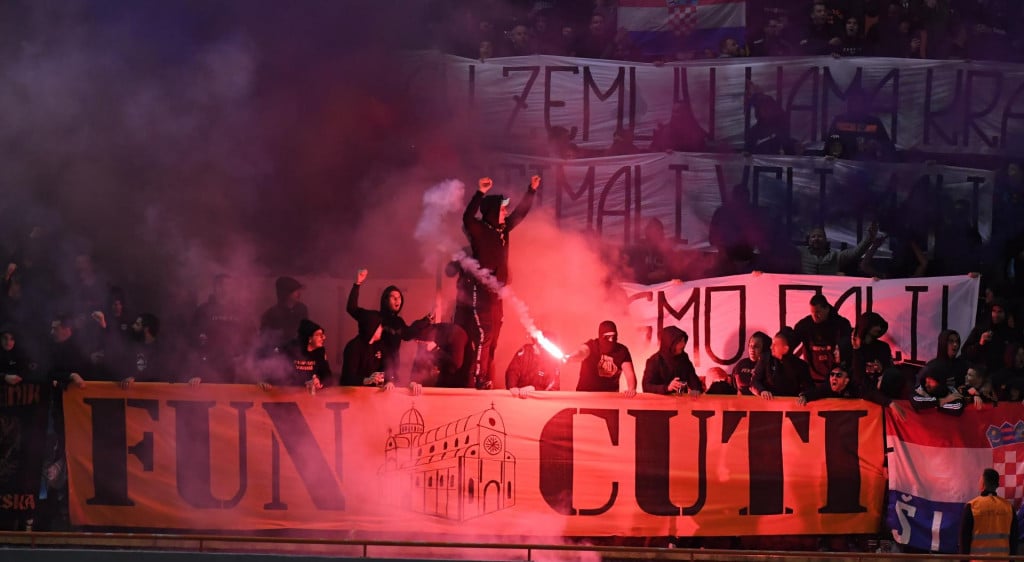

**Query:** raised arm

left=838, top=222, right=878, bottom=269
left=463, top=178, right=490, bottom=231
left=505, top=175, right=540, bottom=230
left=347, top=268, right=368, bottom=320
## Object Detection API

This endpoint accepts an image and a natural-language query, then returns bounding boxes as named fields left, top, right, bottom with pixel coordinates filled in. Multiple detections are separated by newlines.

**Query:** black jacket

left=642, top=326, right=702, bottom=394
left=462, top=184, right=536, bottom=285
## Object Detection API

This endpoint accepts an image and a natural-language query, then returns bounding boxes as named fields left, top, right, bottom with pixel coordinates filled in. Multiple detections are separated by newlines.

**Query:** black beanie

left=598, top=320, right=618, bottom=337
left=297, top=318, right=323, bottom=342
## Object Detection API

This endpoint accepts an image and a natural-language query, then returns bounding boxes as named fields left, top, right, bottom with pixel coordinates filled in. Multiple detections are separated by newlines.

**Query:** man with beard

left=794, top=294, right=853, bottom=385
left=799, top=224, right=878, bottom=275
left=642, top=326, right=702, bottom=396
left=347, top=268, right=432, bottom=387
left=569, top=320, right=638, bottom=397
left=461, top=175, right=540, bottom=389
left=118, top=313, right=171, bottom=387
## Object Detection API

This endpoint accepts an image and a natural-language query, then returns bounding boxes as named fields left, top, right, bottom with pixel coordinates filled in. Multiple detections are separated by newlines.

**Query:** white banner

left=622, top=273, right=980, bottom=368
left=488, top=152, right=993, bottom=249
left=417, top=53, right=1024, bottom=156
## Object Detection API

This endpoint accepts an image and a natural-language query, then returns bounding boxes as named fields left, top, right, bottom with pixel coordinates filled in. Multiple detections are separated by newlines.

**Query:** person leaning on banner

left=960, top=468, right=1018, bottom=559
left=751, top=328, right=814, bottom=400
left=642, top=326, right=702, bottom=396
left=911, top=368, right=966, bottom=416
left=796, top=363, right=906, bottom=421
left=567, top=320, right=638, bottom=398
left=505, top=333, right=561, bottom=398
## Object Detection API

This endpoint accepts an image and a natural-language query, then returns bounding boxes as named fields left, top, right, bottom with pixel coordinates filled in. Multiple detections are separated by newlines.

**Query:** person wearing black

left=90, top=286, right=133, bottom=367
left=409, top=322, right=471, bottom=391
left=732, top=331, right=771, bottom=396
left=46, top=315, right=88, bottom=390
left=850, top=311, right=893, bottom=388
left=191, top=274, right=245, bottom=384
left=797, top=363, right=906, bottom=421
left=752, top=328, right=814, bottom=399
left=917, top=329, right=969, bottom=389
left=0, top=326, right=34, bottom=385
left=347, top=268, right=431, bottom=387
left=793, top=294, right=853, bottom=385
left=117, top=313, right=172, bottom=387
left=37, top=314, right=87, bottom=533
left=275, top=319, right=330, bottom=392
left=340, top=310, right=386, bottom=388
left=461, top=174, right=540, bottom=389
left=259, top=276, right=308, bottom=352
left=911, top=368, right=966, bottom=416
left=569, top=320, right=637, bottom=396
left=963, top=299, right=1022, bottom=376
left=505, top=334, right=562, bottom=397
left=744, top=93, right=797, bottom=156
left=642, top=326, right=702, bottom=396
left=825, top=88, right=896, bottom=161
left=705, top=367, right=738, bottom=395
left=992, top=343, right=1024, bottom=401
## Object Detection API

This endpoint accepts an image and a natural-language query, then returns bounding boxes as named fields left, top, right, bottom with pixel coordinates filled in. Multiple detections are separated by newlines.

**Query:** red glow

left=531, top=330, right=566, bottom=362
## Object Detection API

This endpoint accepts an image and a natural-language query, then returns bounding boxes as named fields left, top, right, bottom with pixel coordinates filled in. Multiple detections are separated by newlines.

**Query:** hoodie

left=341, top=310, right=384, bottom=386
left=259, top=277, right=309, bottom=351
left=462, top=183, right=537, bottom=285
left=346, top=283, right=430, bottom=383
left=642, top=326, right=702, bottom=394
left=918, top=329, right=969, bottom=388
left=0, top=329, right=35, bottom=383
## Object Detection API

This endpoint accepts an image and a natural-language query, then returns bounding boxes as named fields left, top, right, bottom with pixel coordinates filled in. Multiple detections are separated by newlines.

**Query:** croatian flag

left=886, top=405, right=1024, bottom=553
left=618, top=0, right=746, bottom=55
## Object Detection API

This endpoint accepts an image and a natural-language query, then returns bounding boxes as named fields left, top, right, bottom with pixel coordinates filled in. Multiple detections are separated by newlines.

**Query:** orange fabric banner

left=64, top=384, right=885, bottom=536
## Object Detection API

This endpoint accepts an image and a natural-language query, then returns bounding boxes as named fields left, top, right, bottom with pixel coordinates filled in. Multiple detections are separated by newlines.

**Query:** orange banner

left=64, top=384, right=885, bottom=536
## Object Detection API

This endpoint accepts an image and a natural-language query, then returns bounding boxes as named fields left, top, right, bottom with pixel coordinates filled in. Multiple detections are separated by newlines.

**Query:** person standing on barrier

left=461, top=174, right=540, bottom=389
left=960, top=468, right=1017, bottom=559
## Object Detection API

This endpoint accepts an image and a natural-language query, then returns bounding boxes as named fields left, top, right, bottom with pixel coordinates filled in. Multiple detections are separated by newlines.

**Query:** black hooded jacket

left=918, top=329, right=969, bottom=388
left=0, top=334, right=34, bottom=383
left=642, top=326, right=702, bottom=394
left=341, top=310, right=384, bottom=386
left=259, top=292, right=308, bottom=352
left=346, top=283, right=430, bottom=383
left=462, top=183, right=537, bottom=285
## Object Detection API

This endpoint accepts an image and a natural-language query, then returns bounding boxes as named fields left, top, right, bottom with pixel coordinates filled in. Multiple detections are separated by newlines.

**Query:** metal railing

left=4, top=531, right=1024, bottom=561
